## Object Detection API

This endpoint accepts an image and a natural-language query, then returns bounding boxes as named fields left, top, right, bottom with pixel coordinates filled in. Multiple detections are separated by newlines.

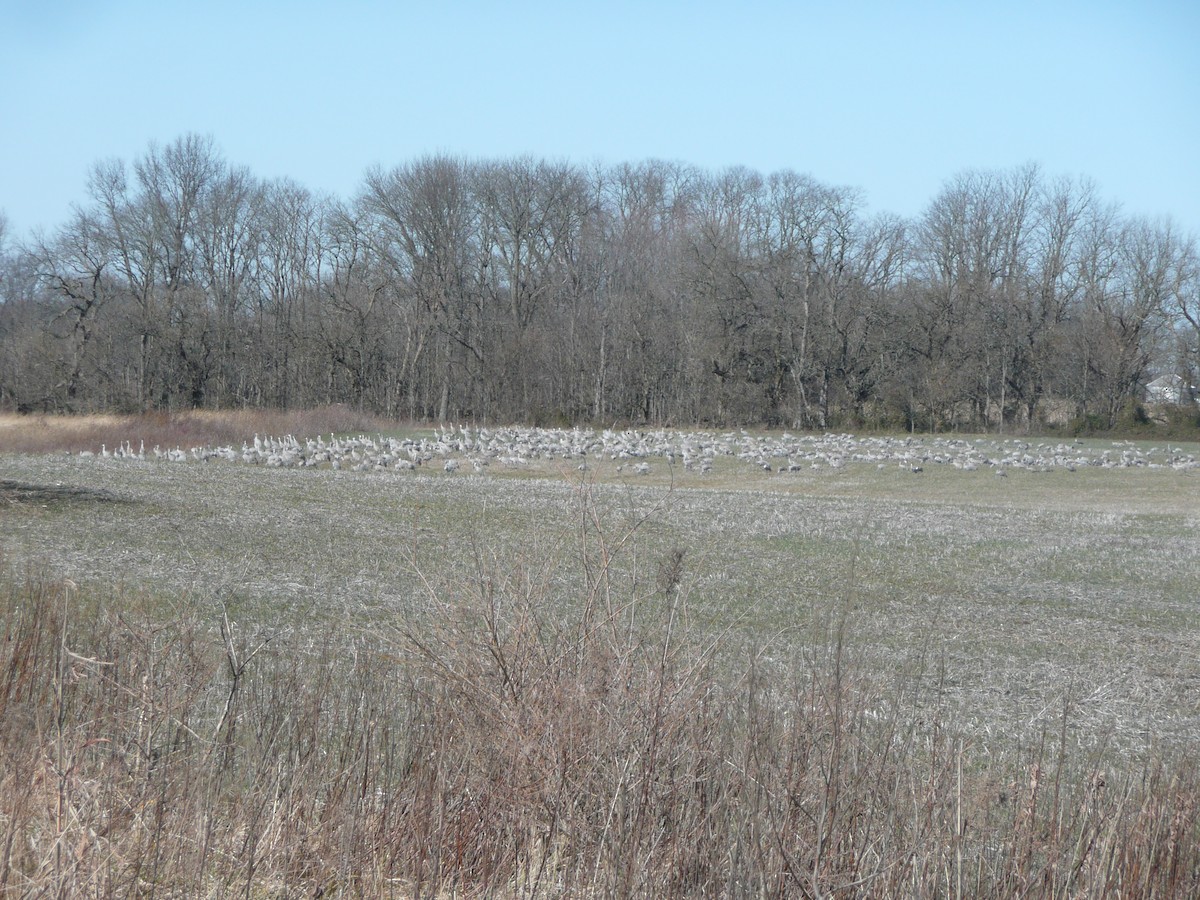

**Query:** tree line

left=1, top=134, right=1197, bottom=431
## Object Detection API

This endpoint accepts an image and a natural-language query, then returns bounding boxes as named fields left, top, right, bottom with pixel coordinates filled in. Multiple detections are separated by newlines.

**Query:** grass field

left=3, top=416, right=1200, bottom=896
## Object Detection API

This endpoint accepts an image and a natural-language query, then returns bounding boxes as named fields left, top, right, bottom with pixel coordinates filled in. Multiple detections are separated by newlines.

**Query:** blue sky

left=3, top=0, right=1198, bottom=241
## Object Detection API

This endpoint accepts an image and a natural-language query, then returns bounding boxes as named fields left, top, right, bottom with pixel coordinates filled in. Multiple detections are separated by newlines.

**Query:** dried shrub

left=2, top=513, right=1200, bottom=897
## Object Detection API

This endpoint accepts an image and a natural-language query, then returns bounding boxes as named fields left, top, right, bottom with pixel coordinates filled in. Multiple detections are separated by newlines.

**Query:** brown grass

left=3, top=491, right=1199, bottom=898
left=0, top=406, right=400, bottom=455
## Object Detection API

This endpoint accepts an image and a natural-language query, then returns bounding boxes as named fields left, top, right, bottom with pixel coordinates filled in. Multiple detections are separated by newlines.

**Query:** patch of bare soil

left=0, top=479, right=133, bottom=508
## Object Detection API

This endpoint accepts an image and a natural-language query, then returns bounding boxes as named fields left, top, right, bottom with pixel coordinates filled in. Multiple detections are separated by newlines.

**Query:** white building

left=1145, top=374, right=1197, bottom=405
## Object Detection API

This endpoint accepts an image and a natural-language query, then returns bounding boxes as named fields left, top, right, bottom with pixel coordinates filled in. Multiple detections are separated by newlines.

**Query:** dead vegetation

left=3, top=492, right=1200, bottom=897
left=2, top=413, right=1199, bottom=895
left=0, top=406, right=395, bottom=455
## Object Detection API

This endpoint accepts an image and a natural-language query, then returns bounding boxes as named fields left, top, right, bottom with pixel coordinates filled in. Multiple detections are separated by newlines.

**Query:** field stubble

left=3, top=436, right=1200, bottom=896
left=3, top=447, right=1198, bottom=756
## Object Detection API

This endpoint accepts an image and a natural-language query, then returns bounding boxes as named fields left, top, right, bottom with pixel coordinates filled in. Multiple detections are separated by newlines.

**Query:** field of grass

left=3, top=414, right=1200, bottom=896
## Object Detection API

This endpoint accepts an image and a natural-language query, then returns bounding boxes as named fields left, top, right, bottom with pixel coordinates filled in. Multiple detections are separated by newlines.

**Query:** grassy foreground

left=3, top=564, right=1199, bottom=897
left=2, top=415, right=1200, bottom=896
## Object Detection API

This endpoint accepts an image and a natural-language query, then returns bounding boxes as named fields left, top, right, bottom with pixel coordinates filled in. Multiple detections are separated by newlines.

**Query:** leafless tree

left=1169, top=238, right=1200, bottom=398
left=8, top=139, right=1194, bottom=433
left=253, top=179, right=328, bottom=407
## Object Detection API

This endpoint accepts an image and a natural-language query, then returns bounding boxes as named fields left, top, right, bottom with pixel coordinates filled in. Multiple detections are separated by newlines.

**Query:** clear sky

left=3, top=0, right=1198, bottom=242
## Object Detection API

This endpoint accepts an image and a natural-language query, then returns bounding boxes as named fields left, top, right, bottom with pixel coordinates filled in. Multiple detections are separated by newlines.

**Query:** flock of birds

left=76, top=427, right=1200, bottom=478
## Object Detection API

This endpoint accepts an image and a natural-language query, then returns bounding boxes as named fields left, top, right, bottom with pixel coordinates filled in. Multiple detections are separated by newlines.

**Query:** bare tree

left=255, top=179, right=328, bottom=407
left=29, top=209, right=123, bottom=409
left=588, top=161, right=697, bottom=423
left=908, top=165, right=1041, bottom=430
left=193, top=164, right=264, bottom=405
left=75, top=135, right=229, bottom=409
left=12, top=138, right=1196, bottom=433
left=0, top=226, right=61, bottom=411
left=831, top=211, right=909, bottom=426
left=686, top=167, right=766, bottom=423
left=762, top=174, right=867, bottom=428
left=1105, top=218, right=1190, bottom=417
left=1169, top=238, right=1200, bottom=399
left=361, top=155, right=484, bottom=420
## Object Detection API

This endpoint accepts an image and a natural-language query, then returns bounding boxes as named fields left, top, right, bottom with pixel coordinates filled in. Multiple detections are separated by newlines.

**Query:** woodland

left=2, top=134, right=1197, bottom=432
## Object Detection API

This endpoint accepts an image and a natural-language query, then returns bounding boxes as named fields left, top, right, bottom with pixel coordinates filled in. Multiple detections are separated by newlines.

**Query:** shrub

left=3, top=520, right=1200, bottom=896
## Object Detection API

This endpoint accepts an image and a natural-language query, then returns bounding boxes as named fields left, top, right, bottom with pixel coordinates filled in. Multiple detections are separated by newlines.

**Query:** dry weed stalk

left=2, top=490, right=1200, bottom=898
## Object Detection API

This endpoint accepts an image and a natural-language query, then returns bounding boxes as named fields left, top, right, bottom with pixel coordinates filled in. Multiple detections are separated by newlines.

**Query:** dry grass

left=3, top=533, right=1199, bottom=897
left=2, top=442, right=1198, bottom=761
left=0, top=406, right=398, bottom=455
left=3, top=415, right=1200, bottom=895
